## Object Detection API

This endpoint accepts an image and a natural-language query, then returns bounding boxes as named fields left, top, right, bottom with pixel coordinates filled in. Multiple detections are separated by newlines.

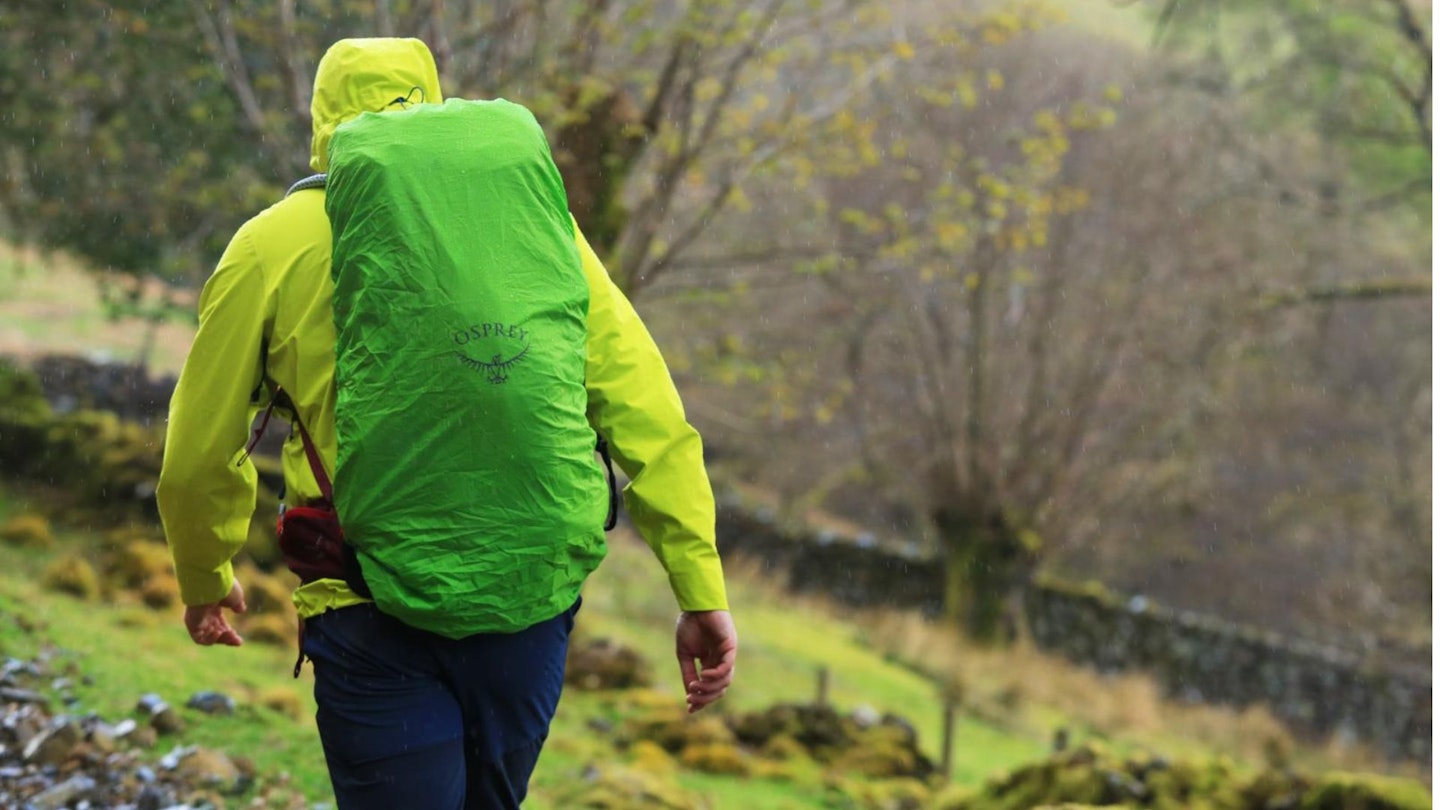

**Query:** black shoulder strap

left=598, top=438, right=619, bottom=531
left=286, top=173, right=327, bottom=196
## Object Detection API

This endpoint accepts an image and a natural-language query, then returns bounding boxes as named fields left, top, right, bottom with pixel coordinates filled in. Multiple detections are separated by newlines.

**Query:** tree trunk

left=935, top=505, right=1034, bottom=644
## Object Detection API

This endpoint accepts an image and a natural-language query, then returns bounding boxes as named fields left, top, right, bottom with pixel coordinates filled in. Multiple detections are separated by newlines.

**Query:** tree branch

left=1255, top=278, right=1431, bottom=309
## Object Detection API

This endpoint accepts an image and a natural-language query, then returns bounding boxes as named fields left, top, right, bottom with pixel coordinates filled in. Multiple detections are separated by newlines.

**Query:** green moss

left=42, top=554, right=101, bottom=600
left=678, top=741, right=751, bottom=776
left=1301, top=772, right=1434, bottom=810
left=0, top=512, right=53, bottom=548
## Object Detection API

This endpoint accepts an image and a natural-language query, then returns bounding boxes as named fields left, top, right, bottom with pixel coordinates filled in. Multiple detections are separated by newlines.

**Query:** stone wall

left=713, top=492, right=1431, bottom=763
left=27, top=355, right=175, bottom=426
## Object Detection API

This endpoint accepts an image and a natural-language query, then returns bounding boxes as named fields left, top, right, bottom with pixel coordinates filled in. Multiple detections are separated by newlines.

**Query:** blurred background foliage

left=0, top=0, right=1430, bottom=652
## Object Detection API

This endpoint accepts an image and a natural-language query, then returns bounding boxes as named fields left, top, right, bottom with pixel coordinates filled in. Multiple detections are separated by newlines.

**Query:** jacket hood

left=310, top=38, right=444, bottom=173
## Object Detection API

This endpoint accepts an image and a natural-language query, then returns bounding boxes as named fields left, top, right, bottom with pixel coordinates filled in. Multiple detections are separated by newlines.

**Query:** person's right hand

left=184, top=579, right=248, bottom=647
left=675, top=610, right=737, bottom=713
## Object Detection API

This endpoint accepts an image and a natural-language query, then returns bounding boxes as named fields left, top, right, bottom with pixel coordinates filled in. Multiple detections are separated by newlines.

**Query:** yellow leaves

left=1104, top=83, right=1124, bottom=103
left=1033, top=110, right=1063, bottom=134
left=1054, top=186, right=1091, bottom=214
left=696, top=77, right=723, bottom=104
left=893, top=40, right=917, bottom=61
left=840, top=207, right=885, bottom=236
left=986, top=69, right=1005, bottom=91
left=977, top=174, right=1012, bottom=200
left=859, top=139, right=882, bottom=167
left=918, top=86, right=955, bottom=108
left=795, top=254, right=840, bottom=276
left=790, top=155, right=815, bottom=188
left=981, top=11, right=1024, bottom=45
left=1067, top=102, right=1117, bottom=131
left=935, top=220, right=970, bottom=251
left=964, top=272, right=981, bottom=290
left=726, top=187, right=753, bottom=213
left=958, top=82, right=978, bottom=109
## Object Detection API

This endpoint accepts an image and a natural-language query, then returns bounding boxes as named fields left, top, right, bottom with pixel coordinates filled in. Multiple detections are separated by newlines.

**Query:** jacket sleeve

left=156, top=224, right=269, bottom=606
left=576, top=224, right=729, bottom=612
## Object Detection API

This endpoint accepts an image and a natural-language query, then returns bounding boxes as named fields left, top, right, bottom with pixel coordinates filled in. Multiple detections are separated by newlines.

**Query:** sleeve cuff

left=175, top=561, right=235, bottom=606
left=670, top=567, right=729, bottom=612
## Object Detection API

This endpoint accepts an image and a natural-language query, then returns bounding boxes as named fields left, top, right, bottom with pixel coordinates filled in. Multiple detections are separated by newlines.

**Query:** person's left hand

left=676, top=610, right=737, bottom=713
left=184, top=579, right=248, bottom=647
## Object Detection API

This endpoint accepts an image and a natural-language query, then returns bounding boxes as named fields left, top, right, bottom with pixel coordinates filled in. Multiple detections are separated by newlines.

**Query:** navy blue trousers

left=301, top=601, right=577, bottom=809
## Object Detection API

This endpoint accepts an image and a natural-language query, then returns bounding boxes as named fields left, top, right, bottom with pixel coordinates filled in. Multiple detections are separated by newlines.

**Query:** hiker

left=156, top=37, right=736, bottom=809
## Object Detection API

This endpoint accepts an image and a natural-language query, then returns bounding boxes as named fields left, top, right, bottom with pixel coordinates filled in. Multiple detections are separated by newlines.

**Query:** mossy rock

left=1237, top=768, right=1311, bottom=809
left=820, top=777, right=931, bottom=810
left=975, top=743, right=1167, bottom=810
left=626, top=740, right=676, bottom=776
left=106, top=540, right=174, bottom=589
left=829, top=736, right=918, bottom=780
left=235, top=564, right=297, bottom=617
left=242, top=613, right=296, bottom=647
left=43, top=554, right=101, bottom=601
left=554, top=763, right=700, bottom=809
left=0, top=360, right=50, bottom=417
left=729, top=703, right=852, bottom=754
left=931, top=784, right=980, bottom=810
left=625, top=709, right=735, bottom=755
left=0, top=513, right=53, bottom=548
left=760, top=733, right=810, bottom=762
left=1301, top=772, right=1433, bottom=810
left=0, top=362, right=52, bottom=471
left=566, top=638, right=653, bottom=691
left=679, top=741, right=751, bottom=776
left=139, top=574, right=180, bottom=609
left=256, top=686, right=306, bottom=721
left=243, top=485, right=283, bottom=568
left=18, top=409, right=163, bottom=514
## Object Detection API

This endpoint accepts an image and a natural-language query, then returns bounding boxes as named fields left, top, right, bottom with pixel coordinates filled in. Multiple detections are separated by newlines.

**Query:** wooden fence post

left=941, top=696, right=957, bottom=781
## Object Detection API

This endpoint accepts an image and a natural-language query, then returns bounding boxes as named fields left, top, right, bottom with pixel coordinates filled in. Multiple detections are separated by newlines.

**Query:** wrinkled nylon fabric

left=326, top=99, right=609, bottom=638
left=159, top=37, right=727, bottom=625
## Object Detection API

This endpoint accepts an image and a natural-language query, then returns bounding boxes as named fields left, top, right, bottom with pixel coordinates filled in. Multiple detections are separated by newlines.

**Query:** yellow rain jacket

left=156, top=37, right=728, bottom=621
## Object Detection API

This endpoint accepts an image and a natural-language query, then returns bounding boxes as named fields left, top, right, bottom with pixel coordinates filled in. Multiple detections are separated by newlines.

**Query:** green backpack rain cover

left=325, top=98, right=608, bottom=638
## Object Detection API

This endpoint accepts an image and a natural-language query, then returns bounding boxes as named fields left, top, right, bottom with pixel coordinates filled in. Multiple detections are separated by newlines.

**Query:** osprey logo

left=452, top=322, right=530, bottom=384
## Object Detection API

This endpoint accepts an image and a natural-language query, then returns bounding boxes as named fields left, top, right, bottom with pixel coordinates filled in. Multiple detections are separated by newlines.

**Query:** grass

left=0, top=487, right=1052, bottom=809
left=0, top=481, right=1426, bottom=809
left=0, top=520, right=329, bottom=803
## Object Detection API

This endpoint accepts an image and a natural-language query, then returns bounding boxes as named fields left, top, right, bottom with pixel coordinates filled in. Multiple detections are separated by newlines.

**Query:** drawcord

left=384, top=86, right=425, bottom=111
left=293, top=619, right=306, bottom=679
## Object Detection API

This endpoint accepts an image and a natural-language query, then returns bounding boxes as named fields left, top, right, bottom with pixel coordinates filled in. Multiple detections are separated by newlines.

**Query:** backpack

left=310, top=98, right=613, bottom=638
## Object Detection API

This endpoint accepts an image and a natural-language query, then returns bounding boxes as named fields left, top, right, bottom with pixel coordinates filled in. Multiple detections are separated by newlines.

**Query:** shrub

left=139, top=574, right=180, bottom=609
left=257, top=686, right=306, bottom=721
left=679, top=741, right=751, bottom=776
left=43, top=555, right=100, bottom=600
left=242, top=614, right=295, bottom=647
left=0, top=513, right=53, bottom=548
left=107, top=540, right=173, bottom=589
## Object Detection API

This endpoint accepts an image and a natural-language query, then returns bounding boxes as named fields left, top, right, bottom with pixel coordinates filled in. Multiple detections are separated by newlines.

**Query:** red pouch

left=277, top=503, right=347, bottom=584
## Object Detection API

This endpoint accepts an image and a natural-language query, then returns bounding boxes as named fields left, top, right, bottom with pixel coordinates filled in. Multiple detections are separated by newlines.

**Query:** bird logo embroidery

left=455, top=345, right=530, bottom=384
